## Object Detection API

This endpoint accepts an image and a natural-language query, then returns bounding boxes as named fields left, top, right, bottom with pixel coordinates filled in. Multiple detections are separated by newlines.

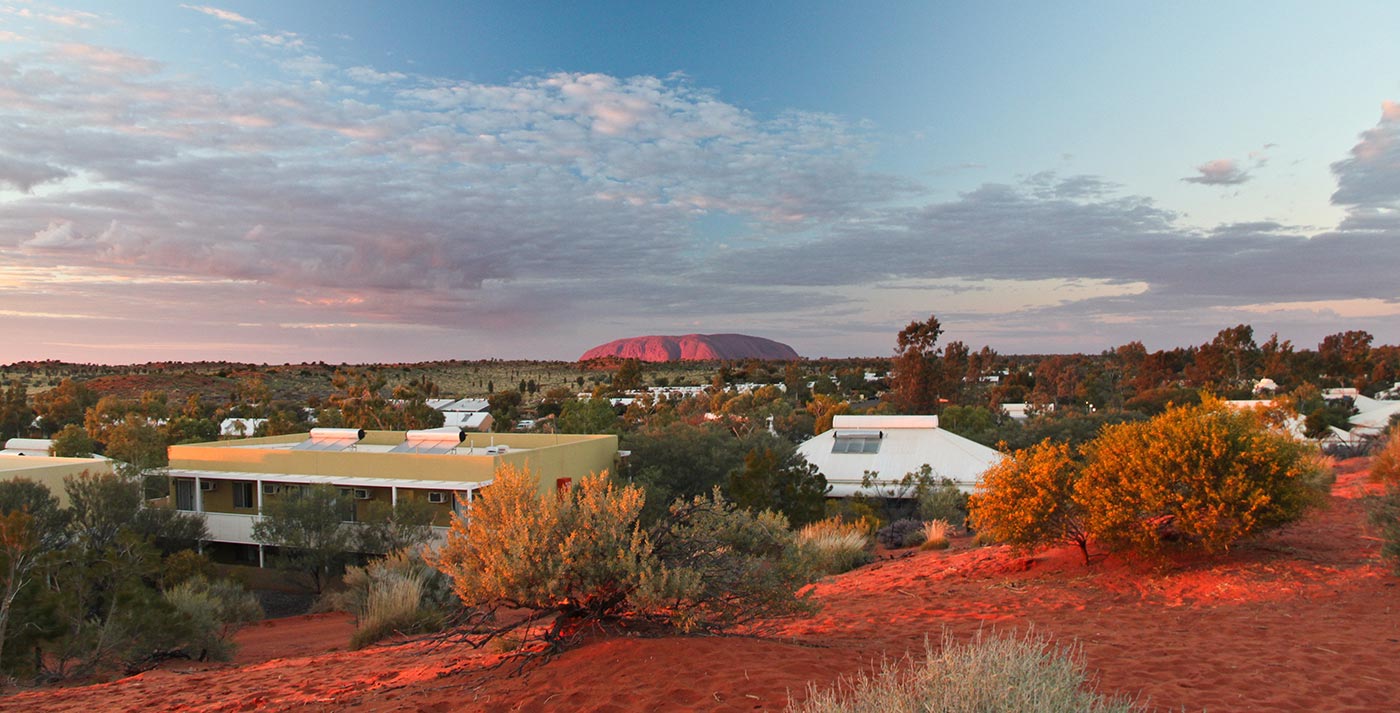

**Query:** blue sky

left=2, top=1, right=1400, bottom=363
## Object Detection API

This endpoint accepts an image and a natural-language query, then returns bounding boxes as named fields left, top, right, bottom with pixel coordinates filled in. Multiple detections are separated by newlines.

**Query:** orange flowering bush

left=1080, top=398, right=1327, bottom=557
left=431, top=465, right=813, bottom=649
left=968, top=440, right=1090, bottom=563
left=970, top=398, right=1328, bottom=563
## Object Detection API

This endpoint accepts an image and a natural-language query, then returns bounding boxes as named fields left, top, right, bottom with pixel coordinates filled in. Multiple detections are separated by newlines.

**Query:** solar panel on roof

left=387, top=442, right=459, bottom=454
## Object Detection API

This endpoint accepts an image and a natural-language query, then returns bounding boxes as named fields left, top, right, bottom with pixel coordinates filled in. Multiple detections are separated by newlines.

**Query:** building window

left=233, top=481, right=255, bottom=509
left=175, top=479, right=195, bottom=511
left=831, top=430, right=883, bottom=454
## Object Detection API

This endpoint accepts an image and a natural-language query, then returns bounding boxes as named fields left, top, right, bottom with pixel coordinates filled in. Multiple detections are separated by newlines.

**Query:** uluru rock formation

left=580, top=333, right=799, bottom=362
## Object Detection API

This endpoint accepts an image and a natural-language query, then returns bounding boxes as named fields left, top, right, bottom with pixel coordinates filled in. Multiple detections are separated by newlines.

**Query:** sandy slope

left=6, top=459, right=1398, bottom=712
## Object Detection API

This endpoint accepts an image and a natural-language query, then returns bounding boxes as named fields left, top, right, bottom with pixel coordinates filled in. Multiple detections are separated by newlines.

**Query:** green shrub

left=792, top=629, right=1136, bottom=713
left=917, top=479, right=970, bottom=528
left=1369, top=485, right=1400, bottom=574
left=333, top=549, right=454, bottom=648
left=876, top=518, right=926, bottom=549
left=799, top=518, right=873, bottom=575
left=160, top=549, right=219, bottom=589
left=163, top=577, right=263, bottom=661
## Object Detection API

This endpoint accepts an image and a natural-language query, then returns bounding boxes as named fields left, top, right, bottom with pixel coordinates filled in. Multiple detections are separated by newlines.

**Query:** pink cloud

left=1182, top=158, right=1250, bottom=185
left=179, top=4, right=257, bottom=26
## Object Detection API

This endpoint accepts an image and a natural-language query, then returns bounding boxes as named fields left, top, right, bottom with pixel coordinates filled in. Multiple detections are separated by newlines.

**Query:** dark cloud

left=0, top=154, right=70, bottom=191
left=1330, top=101, right=1400, bottom=208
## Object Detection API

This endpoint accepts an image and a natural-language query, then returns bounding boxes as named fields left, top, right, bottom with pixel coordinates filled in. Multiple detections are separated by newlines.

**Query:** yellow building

left=0, top=453, right=116, bottom=508
left=166, top=427, right=619, bottom=565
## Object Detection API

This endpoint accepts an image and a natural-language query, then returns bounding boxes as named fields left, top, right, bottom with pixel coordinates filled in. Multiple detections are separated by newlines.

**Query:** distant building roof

left=437, top=398, right=490, bottom=413
left=1, top=438, right=53, bottom=456
left=220, top=418, right=267, bottom=437
left=1350, top=399, right=1400, bottom=431
left=796, top=414, right=1003, bottom=497
left=442, top=411, right=493, bottom=431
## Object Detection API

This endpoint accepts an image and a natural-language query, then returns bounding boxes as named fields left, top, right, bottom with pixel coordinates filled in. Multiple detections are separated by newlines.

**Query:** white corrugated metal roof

left=798, top=416, right=1003, bottom=498
left=1350, top=399, right=1400, bottom=430
left=440, top=398, right=490, bottom=412
left=443, top=411, right=493, bottom=430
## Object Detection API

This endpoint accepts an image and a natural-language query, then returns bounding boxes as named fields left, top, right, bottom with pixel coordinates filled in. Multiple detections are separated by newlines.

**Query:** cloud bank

left=1, top=13, right=1399, bottom=361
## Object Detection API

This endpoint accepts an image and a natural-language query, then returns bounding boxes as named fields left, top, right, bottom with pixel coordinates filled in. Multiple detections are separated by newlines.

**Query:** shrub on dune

left=920, top=519, right=951, bottom=550
left=792, top=629, right=1136, bottom=713
left=799, top=518, right=873, bottom=575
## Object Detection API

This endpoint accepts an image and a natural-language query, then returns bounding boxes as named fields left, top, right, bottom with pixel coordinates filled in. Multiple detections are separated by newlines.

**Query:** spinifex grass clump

left=792, top=629, right=1137, bottom=713
left=798, top=518, right=873, bottom=575
left=920, top=519, right=952, bottom=550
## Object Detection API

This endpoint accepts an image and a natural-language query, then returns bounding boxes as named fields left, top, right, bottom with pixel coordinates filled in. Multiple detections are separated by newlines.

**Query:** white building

left=796, top=415, right=1004, bottom=498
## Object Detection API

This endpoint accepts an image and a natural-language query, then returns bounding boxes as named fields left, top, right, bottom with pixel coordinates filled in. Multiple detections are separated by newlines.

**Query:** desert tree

left=31, top=378, right=97, bottom=436
left=355, top=497, right=439, bottom=555
left=49, top=424, right=96, bottom=458
left=890, top=314, right=944, bottom=414
left=967, top=441, right=1091, bottom=563
left=725, top=440, right=828, bottom=527
left=558, top=397, right=621, bottom=434
left=0, top=480, right=67, bottom=678
left=251, top=485, right=356, bottom=593
left=0, top=380, right=31, bottom=441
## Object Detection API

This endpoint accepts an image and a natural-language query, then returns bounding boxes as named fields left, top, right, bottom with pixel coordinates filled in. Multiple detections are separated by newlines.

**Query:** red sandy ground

left=6, top=458, right=1399, bottom=712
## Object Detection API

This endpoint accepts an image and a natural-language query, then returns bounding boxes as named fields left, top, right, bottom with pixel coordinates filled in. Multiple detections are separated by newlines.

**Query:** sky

left=3, top=1, right=1400, bottom=364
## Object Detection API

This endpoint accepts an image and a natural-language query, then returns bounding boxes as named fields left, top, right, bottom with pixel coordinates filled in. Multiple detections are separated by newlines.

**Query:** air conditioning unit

left=353, top=488, right=371, bottom=500
left=263, top=483, right=281, bottom=495
left=427, top=491, right=447, bottom=504
left=199, top=481, right=217, bottom=492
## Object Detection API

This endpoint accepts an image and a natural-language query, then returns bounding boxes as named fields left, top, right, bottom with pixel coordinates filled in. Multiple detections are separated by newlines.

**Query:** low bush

left=791, top=629, right=1136, bottom=713
left=876, top=518, right=926, bottom=549
left=1369, top=485, right=1400, bottom=574
left=1372, top=431, right=1400, bottom=483
left=799, top=518, right=873, bottom=575
left=163, top=577, right=263, bottom=661
left=432, top=466, right=816, bottom=650
left=917, top=479, right=970, bottom=528
left=332, top=549, right=455, bottom=649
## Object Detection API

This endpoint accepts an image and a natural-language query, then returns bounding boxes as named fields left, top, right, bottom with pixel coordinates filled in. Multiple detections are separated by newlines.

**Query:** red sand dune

left=6, top=458, right=1399, bottom=712
left=579, top=334, right=800, bottom=362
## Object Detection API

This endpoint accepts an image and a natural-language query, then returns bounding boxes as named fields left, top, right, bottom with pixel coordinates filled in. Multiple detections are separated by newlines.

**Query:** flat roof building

left=166, top=427, right=619, bottom=565
left=0, top=452, right=116, bottom=508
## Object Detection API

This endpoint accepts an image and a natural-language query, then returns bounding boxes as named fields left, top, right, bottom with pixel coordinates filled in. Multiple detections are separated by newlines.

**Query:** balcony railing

left=198, top=510, right=449, bottom=548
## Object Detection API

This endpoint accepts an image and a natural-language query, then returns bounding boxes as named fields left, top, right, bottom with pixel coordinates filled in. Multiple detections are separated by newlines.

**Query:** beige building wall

left=168, top=430, right=619, bottom=499
left=0, top=456, right=117, bottom=508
